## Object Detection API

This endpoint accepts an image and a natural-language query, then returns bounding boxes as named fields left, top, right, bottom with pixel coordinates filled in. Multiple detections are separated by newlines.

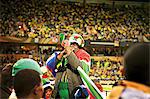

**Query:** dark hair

left=14, top=69, right=41, bottom=98
left=70, top=42, right=84, bottom=49
left=124, top=43, right=150, bottom=86
left=42, top=85, right=53, bottom=98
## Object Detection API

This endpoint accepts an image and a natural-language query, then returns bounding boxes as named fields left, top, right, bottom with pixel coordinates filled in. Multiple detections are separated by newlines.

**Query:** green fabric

left=58, top=82, right=69, bottom=99
left=81, top=61, right=90, bottom=74
left=56, top=57, right=68, bottom=69
left=12, top=59, right=42, bottom=76
left=59, top=33, right=65, bottom=43
left=77, top=67, right=103, bottom=99
left=42, top=78, right=49, bottom=85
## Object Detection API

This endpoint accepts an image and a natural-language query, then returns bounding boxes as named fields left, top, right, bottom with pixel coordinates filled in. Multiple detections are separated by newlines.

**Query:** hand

left=57, top=50, right=65, bottom=60
left=64, top=46, right=74, bottom=57
left=61, top=40, right=70, bottom=47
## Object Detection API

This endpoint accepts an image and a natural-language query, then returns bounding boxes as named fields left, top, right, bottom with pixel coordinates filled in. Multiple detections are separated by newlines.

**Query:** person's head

left=43, top=83, right=53, bottom=99
left=69, top=34, right=84, bottom=51
left=12, top=58, right=42, bottom=76
left=14, top=69, right=43, bottom=99
left=124, top=43, right=150, bottom=86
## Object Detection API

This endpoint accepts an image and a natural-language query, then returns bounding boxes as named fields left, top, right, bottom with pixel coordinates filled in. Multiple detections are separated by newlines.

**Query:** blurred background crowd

left=0, top=0, right=149, bottom=81
left=1, top=0, right=149, bottom=41
left=90, top=58, right=123, bottom=81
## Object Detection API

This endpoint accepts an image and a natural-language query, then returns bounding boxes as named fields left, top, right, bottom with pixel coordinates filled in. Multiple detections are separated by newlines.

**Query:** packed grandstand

left=0, top=0, right=149, bottom=98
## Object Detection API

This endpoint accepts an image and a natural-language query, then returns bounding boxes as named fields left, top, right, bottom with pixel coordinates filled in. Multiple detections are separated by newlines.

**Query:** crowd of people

left=89, top=58, right=123, bottom=81
left=0, top=38, right=125, bottom=83
left=1, top=1, right=149, bottom=99
left=1, top=43, right=149, bottom=99
left=1, top=1, right=149, bottom=42
left=0, top=56, right=124, bottom=82
left=0, top=56, right=17, bottom=66
left=90, top=47, right=124, bottom=56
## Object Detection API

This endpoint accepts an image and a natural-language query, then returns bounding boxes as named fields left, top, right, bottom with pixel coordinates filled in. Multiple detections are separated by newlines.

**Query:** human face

left=34, top=82, right=44, bottom=99
left=45, top=89, right=52, bottom=99
left=70, top=42, right=79, bottom=52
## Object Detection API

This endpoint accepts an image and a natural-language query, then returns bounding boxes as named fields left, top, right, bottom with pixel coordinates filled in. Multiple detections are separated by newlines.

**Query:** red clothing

left=75, top=49, right=90, bottom=62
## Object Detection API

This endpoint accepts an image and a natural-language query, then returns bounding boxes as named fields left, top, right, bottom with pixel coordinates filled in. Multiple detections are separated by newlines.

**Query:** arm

left=67, top=52, right=82, bottom=69
left=65, top=47, right=90, bottom=74
left=45, top=52, right=62, bottom=77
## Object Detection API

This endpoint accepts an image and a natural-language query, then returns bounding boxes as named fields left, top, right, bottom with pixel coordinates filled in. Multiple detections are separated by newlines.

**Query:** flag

left=46, top=52, right=60, bottom=77
left=77, top=66, right=103, bottom=99
left=75, top=49, right=91, bottom=74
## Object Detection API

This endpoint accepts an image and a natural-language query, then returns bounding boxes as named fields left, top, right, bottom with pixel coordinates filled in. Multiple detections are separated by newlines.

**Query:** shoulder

left=78, top=49, right=90, bottom=57
left=76, top=49, right=90, bottom=62
left=120, top=87, right=150, bottom=99
left=107, top=86, right=125, bottom=99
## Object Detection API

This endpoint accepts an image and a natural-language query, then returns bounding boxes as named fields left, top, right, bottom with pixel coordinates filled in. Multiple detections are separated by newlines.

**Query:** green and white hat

left=69, top=34, right=84, bottom=47
left=12, top=58, right=42, bottom=76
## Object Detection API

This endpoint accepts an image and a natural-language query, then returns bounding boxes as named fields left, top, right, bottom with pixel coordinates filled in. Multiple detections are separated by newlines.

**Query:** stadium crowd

left=89, top=58, right=123, bottom=81
left=0, top=49, right=124, bottom=82
left=90, top=47, right=124, bottom=56
left=0, top=1, right=149, bottom=42
left=1, top=1, right=149, bottom=99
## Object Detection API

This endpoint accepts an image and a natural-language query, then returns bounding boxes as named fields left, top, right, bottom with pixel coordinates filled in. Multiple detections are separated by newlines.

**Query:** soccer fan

left=14, top=69, right=43, bottom=99
left=108, top=43, right=150, bottom=99
left=46, top=34, right=91, bottom=98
